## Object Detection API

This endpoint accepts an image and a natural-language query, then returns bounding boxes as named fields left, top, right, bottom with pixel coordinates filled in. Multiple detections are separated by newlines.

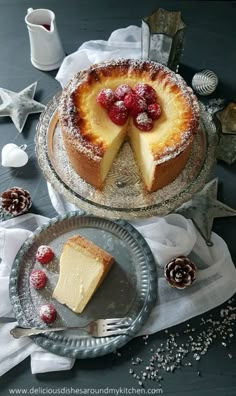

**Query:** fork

left=10, top=318, right=131, bottom=338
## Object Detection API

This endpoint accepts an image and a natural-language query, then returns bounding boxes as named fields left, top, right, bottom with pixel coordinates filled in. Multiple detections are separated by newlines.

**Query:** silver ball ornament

left=192, top=69, right=218, bottom=96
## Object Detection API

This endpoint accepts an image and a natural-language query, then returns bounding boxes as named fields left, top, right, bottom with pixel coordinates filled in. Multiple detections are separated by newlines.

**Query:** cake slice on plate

left=53, top=234, right=114, bottom=313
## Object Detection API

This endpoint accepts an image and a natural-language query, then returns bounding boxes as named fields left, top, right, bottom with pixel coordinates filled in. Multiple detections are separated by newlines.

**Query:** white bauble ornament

left=1, top=143, right=28, bottom=167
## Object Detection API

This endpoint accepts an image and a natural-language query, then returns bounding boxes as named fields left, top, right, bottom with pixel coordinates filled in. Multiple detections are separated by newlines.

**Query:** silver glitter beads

left=192, top=69, right=218, bottom=96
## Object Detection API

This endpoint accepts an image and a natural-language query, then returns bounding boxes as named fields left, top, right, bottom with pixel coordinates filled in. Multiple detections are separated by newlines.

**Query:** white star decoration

left=176, top=178, right=236, bottom=245
left=0, top=82, right=45, bottom=133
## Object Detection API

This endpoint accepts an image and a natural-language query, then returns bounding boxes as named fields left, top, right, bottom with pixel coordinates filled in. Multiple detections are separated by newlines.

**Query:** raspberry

left=108, top=101, right=129, bottom=125
left=39, top=304, right=57, bottom=324
left=134, top=83, right=157, bottom=104
left=30, top=269, right=47, bottom=289
left=97, top=88, right=115, bottom=109
left=114, top=84, right=133, bottom=101
left=36, top=245, right=54, bottom=264
left=133, top=112, right=153, bottom=132
left=147, top=103, right=162, bottom=120
left=124, top=92, right=147, bottom=116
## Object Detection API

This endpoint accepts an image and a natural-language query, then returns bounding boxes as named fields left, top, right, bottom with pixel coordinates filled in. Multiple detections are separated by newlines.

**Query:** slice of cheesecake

left=53, top=235, right=114, bottom=313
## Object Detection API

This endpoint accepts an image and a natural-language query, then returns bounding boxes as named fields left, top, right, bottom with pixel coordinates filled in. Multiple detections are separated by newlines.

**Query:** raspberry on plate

left=108, top=101, right=129, bottom=125
left=36, top=245, right=54, bottom=264
left=124, top=92, right=147, bottom=116
left=114, top=84, right=133, bottom=101
left=30, top=269, right=47, bottom=289
left=39, top=303, right=57, bottom=324
left=134, top=83, right=157, bottom=104
left=97, top=88, right=115, bottom=109
left=147, top=102, right=162, bottom=120
left=134, top=112, right=153, bottom=132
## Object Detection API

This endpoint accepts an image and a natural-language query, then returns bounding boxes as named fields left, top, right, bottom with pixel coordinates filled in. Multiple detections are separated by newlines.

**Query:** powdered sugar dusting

left=102, top=88, right=113, bottom=100
left=114, top=84, right=133, bottom=100
left=134, top=112, right=153, bottom=132
left=114, top=100, right=126, bottom=110
left=30, top=269, right=47, bottom=289
left=59, top=59, right=199, bottom=163
left=39, top=304, right=54, bottom=318
left=37, top=245, right=51, bottom=254
left=36, top=245, right=54, bottom=264
left=39, top=303, right=57, bottom=323
left=136, top=112, right=150, bottom=124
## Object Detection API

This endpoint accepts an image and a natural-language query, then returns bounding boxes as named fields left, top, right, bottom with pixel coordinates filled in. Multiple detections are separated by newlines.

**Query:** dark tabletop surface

left=0, top=1, right=236, bottom=395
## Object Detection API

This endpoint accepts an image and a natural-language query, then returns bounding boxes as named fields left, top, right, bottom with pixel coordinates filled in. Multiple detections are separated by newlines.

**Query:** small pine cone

left=1, top=187, right=32, bottom=216
left=164, top=256, right=197, bottom=289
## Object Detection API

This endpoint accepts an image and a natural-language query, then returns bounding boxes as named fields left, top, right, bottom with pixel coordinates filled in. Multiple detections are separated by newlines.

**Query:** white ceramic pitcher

left=25, top=8, right=65, bottom=71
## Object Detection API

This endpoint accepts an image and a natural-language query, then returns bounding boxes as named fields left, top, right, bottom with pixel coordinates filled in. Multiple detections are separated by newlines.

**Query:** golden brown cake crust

left=58, top=59, right=199, bottom=191
left=62, top=135, right=103, bottom=189
left=148, top=141, right=193, bottom=192
left=65, top=234, right=114, bottom=271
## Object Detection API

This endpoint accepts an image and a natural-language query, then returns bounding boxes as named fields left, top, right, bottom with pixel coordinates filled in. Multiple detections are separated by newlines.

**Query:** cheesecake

left=53, top=235, right=114, bottom=313
left=58, top=59, right=199, bottom=192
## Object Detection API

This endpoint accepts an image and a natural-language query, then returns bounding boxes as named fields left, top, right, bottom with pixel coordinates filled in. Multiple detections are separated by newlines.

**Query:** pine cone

left=164, top=256, right=197, bottom=289
left=1, top=187, right=32, bottom=216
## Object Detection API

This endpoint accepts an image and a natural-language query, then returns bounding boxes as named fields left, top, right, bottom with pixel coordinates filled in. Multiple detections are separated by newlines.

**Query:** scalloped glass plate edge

left=9, top=211, right=157, bottom=359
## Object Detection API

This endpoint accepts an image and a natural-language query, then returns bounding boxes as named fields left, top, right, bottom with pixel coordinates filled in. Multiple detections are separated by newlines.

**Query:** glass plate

left=35, top=94, right=217, bottom=219
left=9, top=212, right=157, bottom=359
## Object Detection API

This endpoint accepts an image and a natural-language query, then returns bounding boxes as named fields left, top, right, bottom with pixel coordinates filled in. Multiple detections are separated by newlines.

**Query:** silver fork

left=10, top=318, right=131, bottom=338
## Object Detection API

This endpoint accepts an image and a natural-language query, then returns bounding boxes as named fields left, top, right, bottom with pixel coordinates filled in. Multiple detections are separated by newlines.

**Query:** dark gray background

left=0, top=1, right=235, bottom=395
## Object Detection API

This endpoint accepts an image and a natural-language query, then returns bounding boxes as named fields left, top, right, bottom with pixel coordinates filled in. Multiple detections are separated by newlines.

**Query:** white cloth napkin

left=0, top=214, right=75, bottom=377
left=47, top=185, right=236, bottom=335
left=56, top=25, right=141, bottom=87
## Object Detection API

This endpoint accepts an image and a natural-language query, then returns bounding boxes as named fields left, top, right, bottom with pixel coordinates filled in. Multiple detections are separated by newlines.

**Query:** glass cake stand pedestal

left=35, top=93, right=217, bottom=220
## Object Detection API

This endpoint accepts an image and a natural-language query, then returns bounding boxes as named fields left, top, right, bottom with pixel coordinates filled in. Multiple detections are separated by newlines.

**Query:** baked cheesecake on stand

left=58, top=59, right=199, bottom=192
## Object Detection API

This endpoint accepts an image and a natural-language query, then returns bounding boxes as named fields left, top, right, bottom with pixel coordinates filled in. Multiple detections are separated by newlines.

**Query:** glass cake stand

left=35, top=93, right=218, bottom=219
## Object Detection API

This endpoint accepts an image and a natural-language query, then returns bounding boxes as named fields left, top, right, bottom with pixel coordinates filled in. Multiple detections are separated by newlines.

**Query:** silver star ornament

left=176, top=178, right=236, bottom=246
left=0, top=82, right=45, bottom=133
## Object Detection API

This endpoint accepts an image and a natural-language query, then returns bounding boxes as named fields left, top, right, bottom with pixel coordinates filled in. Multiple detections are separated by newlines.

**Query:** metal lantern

left=141, top=8, right=186, bottom=72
